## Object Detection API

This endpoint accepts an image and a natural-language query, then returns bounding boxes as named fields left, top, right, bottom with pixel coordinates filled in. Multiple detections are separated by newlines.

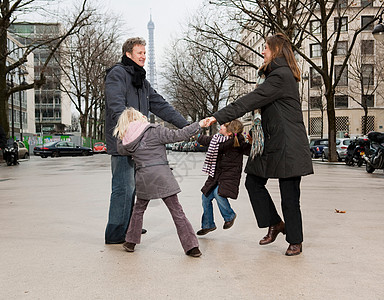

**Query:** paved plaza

left=0, top=153, right=383, bottom=299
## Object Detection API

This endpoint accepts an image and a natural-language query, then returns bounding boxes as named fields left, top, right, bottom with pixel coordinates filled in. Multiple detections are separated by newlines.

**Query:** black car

left=33, top=141, right=93, bottom=158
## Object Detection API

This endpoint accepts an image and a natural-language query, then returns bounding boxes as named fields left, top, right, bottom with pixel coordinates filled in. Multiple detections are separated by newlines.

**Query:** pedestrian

left=114, top=107, right=209, bottom=257
left=196, top=120, right=251, bottom=236
left=206, top=33, right=313, bottom=256
left=104, top=37, right=189, bottom=244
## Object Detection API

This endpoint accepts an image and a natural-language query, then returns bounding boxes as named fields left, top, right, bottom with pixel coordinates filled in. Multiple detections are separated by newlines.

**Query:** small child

left=114, top=107, right=208, bottom=257
left=197, top=120, right=250, bottom=235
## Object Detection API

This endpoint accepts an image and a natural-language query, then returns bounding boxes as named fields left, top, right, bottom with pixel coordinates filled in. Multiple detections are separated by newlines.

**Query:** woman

left=207, top=33, right=313, bottom=256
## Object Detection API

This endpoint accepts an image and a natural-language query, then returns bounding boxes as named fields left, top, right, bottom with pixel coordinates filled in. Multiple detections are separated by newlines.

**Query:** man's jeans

left=105, top=155, right=135, bottom=243
left=201, top=186, right=236, bottom=229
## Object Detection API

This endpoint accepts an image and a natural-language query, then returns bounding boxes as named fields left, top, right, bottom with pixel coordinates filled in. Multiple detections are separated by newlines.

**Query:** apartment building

left=9, top=23, right=71, bottom=134
left=236, top=2, right=384, bottom=138
left=6, top=33, right=35, bottom=140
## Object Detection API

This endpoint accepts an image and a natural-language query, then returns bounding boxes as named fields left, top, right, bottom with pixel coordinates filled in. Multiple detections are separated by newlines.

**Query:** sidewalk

left=0, top=153, right=383, bottom=299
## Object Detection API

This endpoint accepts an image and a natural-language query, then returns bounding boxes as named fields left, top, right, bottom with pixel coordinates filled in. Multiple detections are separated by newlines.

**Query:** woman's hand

left=206, top=117, right=217, bottom=126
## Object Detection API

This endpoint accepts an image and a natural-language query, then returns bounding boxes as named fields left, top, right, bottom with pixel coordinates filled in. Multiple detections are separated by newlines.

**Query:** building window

left=310, top=44, right=321, bottom=57
left=335, top=95, right=348, bottom=108
left=310, top=96, right=323, bottom=110
left=361, top=116, right=375, bottom=133
left=335, top=65, right=348, bottom=86
left=336, top=116, right=349, bottom=133
left=310, top=67, right=322, bottom=87
left=362, top=64, right=374, bottom=85
left=310, top=117, right=322, bottom=136
left=361, top=40, right=374, bottom=55
left=336, top=41, right=348, bottom=56
left=310, top=20, right=321, bottom=34
left=361, top=16, right=374, bottom=31
left=362, top=94, right=374, bottom=107
left=361, top=0, right=373, bottom=7
left=334, top=17, right=348, bottom=32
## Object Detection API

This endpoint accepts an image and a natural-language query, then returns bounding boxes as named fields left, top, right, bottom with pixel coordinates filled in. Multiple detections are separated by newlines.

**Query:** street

left=0, top=153, right=383, bottom=299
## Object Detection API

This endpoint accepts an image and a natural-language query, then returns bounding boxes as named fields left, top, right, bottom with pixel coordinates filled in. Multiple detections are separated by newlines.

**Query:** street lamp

left=18, top=68, right=29, bottom=141
left=10, top=72, right=15, bottom=140
left=302, top=71, right=311, bottom=136
left=372, top=10, right=384, bottom=42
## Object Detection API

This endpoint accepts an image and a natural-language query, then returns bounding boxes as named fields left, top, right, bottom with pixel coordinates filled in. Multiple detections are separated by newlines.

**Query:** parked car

left=309, top=139, right=328, bottom=158
left=17, top=141, right=29, bottom=159
left=322, top=138, right=352, bottom=161
left=34, top=141, right=93, bottom=158
left=93, top=142, right=107, bottom=154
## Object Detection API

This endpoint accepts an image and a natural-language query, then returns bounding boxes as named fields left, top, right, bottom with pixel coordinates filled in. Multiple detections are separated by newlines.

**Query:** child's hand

left=199, top=118, right=209, bottom=128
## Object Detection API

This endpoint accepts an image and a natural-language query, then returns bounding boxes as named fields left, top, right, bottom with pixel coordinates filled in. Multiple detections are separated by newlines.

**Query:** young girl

left=196, top=120, right=251, bottom=235
left=114, top=107, right=208, bottom=257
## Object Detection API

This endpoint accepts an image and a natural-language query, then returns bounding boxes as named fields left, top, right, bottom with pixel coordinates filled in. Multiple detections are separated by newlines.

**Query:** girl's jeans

left=201, top=185, right=236, bottom=229
left=125, top=194, right=199, bottom=253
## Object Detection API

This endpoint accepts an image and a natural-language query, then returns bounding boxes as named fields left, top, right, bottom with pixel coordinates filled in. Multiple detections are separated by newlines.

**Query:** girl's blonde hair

left=224, top=119, right=244, bottom=147
left=113, top=107, right=148, bottom=140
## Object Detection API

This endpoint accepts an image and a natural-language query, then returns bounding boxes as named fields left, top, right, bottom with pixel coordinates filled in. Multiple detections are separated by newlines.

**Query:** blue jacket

left=105, top=63, right=189, bottom=155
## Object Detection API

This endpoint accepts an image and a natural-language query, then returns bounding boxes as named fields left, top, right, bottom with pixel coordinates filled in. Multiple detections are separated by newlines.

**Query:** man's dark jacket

left=105, top=63, right=189, bottom=155
left=213, top=57, right=313, bottom=179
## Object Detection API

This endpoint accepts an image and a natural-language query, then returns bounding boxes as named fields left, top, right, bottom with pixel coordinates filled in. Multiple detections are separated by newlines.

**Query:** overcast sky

left=102, top=0, right=204, bottom=68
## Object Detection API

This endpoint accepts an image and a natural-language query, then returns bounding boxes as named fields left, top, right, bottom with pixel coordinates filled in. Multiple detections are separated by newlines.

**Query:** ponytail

left=225, top=120, right=244, bottom=148
left=233, top=133, right=240, bottom=147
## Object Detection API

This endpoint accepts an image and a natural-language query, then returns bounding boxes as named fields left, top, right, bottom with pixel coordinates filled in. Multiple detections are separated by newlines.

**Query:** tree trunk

left=0, top=0, right=10, bottom=137
left=326, top=91, right=337, bottom=162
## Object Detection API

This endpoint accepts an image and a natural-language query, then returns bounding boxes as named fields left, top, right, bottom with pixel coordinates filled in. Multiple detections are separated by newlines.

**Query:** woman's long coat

left=117, top=122, right=200, bottom=200
left=213, top=57, right=313, bottom=179
left=198, top=134, right=250, bottom=199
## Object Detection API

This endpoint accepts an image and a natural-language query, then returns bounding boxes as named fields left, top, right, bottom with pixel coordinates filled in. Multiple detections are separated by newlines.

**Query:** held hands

left=199, top=117, right=217, bottom=128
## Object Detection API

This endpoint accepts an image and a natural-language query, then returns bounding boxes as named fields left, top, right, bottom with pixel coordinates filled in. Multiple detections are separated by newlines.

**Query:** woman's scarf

left=121, top=54, right=146, bottom=89
left=202, top=133, right=229, bottom=177
left=250, top=74, right=265, bottom=159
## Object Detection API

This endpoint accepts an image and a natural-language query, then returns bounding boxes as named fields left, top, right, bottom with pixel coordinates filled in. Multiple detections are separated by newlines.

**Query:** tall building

left=147, top=13, right=158, bottom=90
left=9, top=22, right=72, bottom=134
left=6, top=33, right=35, bottom=140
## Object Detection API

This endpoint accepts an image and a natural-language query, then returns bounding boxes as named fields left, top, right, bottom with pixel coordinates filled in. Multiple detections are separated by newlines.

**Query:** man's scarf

left=121, top=54, right=146, bottom=89
left=202, top=133, right=229, bottom=177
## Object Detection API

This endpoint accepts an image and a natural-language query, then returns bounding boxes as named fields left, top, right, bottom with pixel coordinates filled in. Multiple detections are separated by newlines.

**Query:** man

left=104, top=37, right=189, bottom=244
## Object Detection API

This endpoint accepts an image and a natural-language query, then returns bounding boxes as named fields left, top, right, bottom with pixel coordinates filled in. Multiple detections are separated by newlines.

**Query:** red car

left=93, top=142, right=107, bottom=153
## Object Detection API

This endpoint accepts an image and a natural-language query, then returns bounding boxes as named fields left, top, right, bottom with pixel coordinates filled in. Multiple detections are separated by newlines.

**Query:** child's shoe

left=186, top=247, right=202, bottom=257
left=196, top=227, right=217, bottom=235
left=123, top=242, right=136, bottom=252
left=223, top=213, right=237, bottom=229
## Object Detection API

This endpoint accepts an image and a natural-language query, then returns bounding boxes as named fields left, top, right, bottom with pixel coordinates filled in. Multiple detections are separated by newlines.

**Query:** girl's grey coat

left=213, top=57, right=313, bottom=179
left=117, top=122, right=201, bottom=200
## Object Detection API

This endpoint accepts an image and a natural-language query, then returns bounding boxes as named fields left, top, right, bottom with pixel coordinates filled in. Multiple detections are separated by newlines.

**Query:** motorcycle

left=2, top=141, right=19, bottom=166
left=363, top=131, right=384, bottom=173
left=345, top=137, right=370, bottom=167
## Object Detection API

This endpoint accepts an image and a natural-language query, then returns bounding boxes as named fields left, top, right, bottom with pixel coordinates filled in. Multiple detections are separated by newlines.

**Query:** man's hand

left=199, top=118, right=210, bottom=128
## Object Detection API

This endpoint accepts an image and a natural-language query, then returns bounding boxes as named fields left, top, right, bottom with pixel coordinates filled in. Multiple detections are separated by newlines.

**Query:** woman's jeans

left=201, top=186, right=236, bottom=229
left=105, top=155, right=135, bottom=244
left=245, top=174, right=303, bottom=244
left=126, top=194, right=199, bottom=253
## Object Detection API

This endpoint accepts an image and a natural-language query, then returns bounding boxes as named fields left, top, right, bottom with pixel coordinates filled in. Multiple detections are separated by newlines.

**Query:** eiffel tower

left=147, top=13, right=157, bottom=90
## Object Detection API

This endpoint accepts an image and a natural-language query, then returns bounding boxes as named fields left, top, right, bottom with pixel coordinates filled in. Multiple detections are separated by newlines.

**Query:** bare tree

left=55, top=10, right=121, bottom=138
left=0, top=0, right=90, bottom=138
left=161, top=10, right=237, bottom=135
left=347, top=39, right=384, bottom=135
left=204, top=0, right=384, bottom=161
